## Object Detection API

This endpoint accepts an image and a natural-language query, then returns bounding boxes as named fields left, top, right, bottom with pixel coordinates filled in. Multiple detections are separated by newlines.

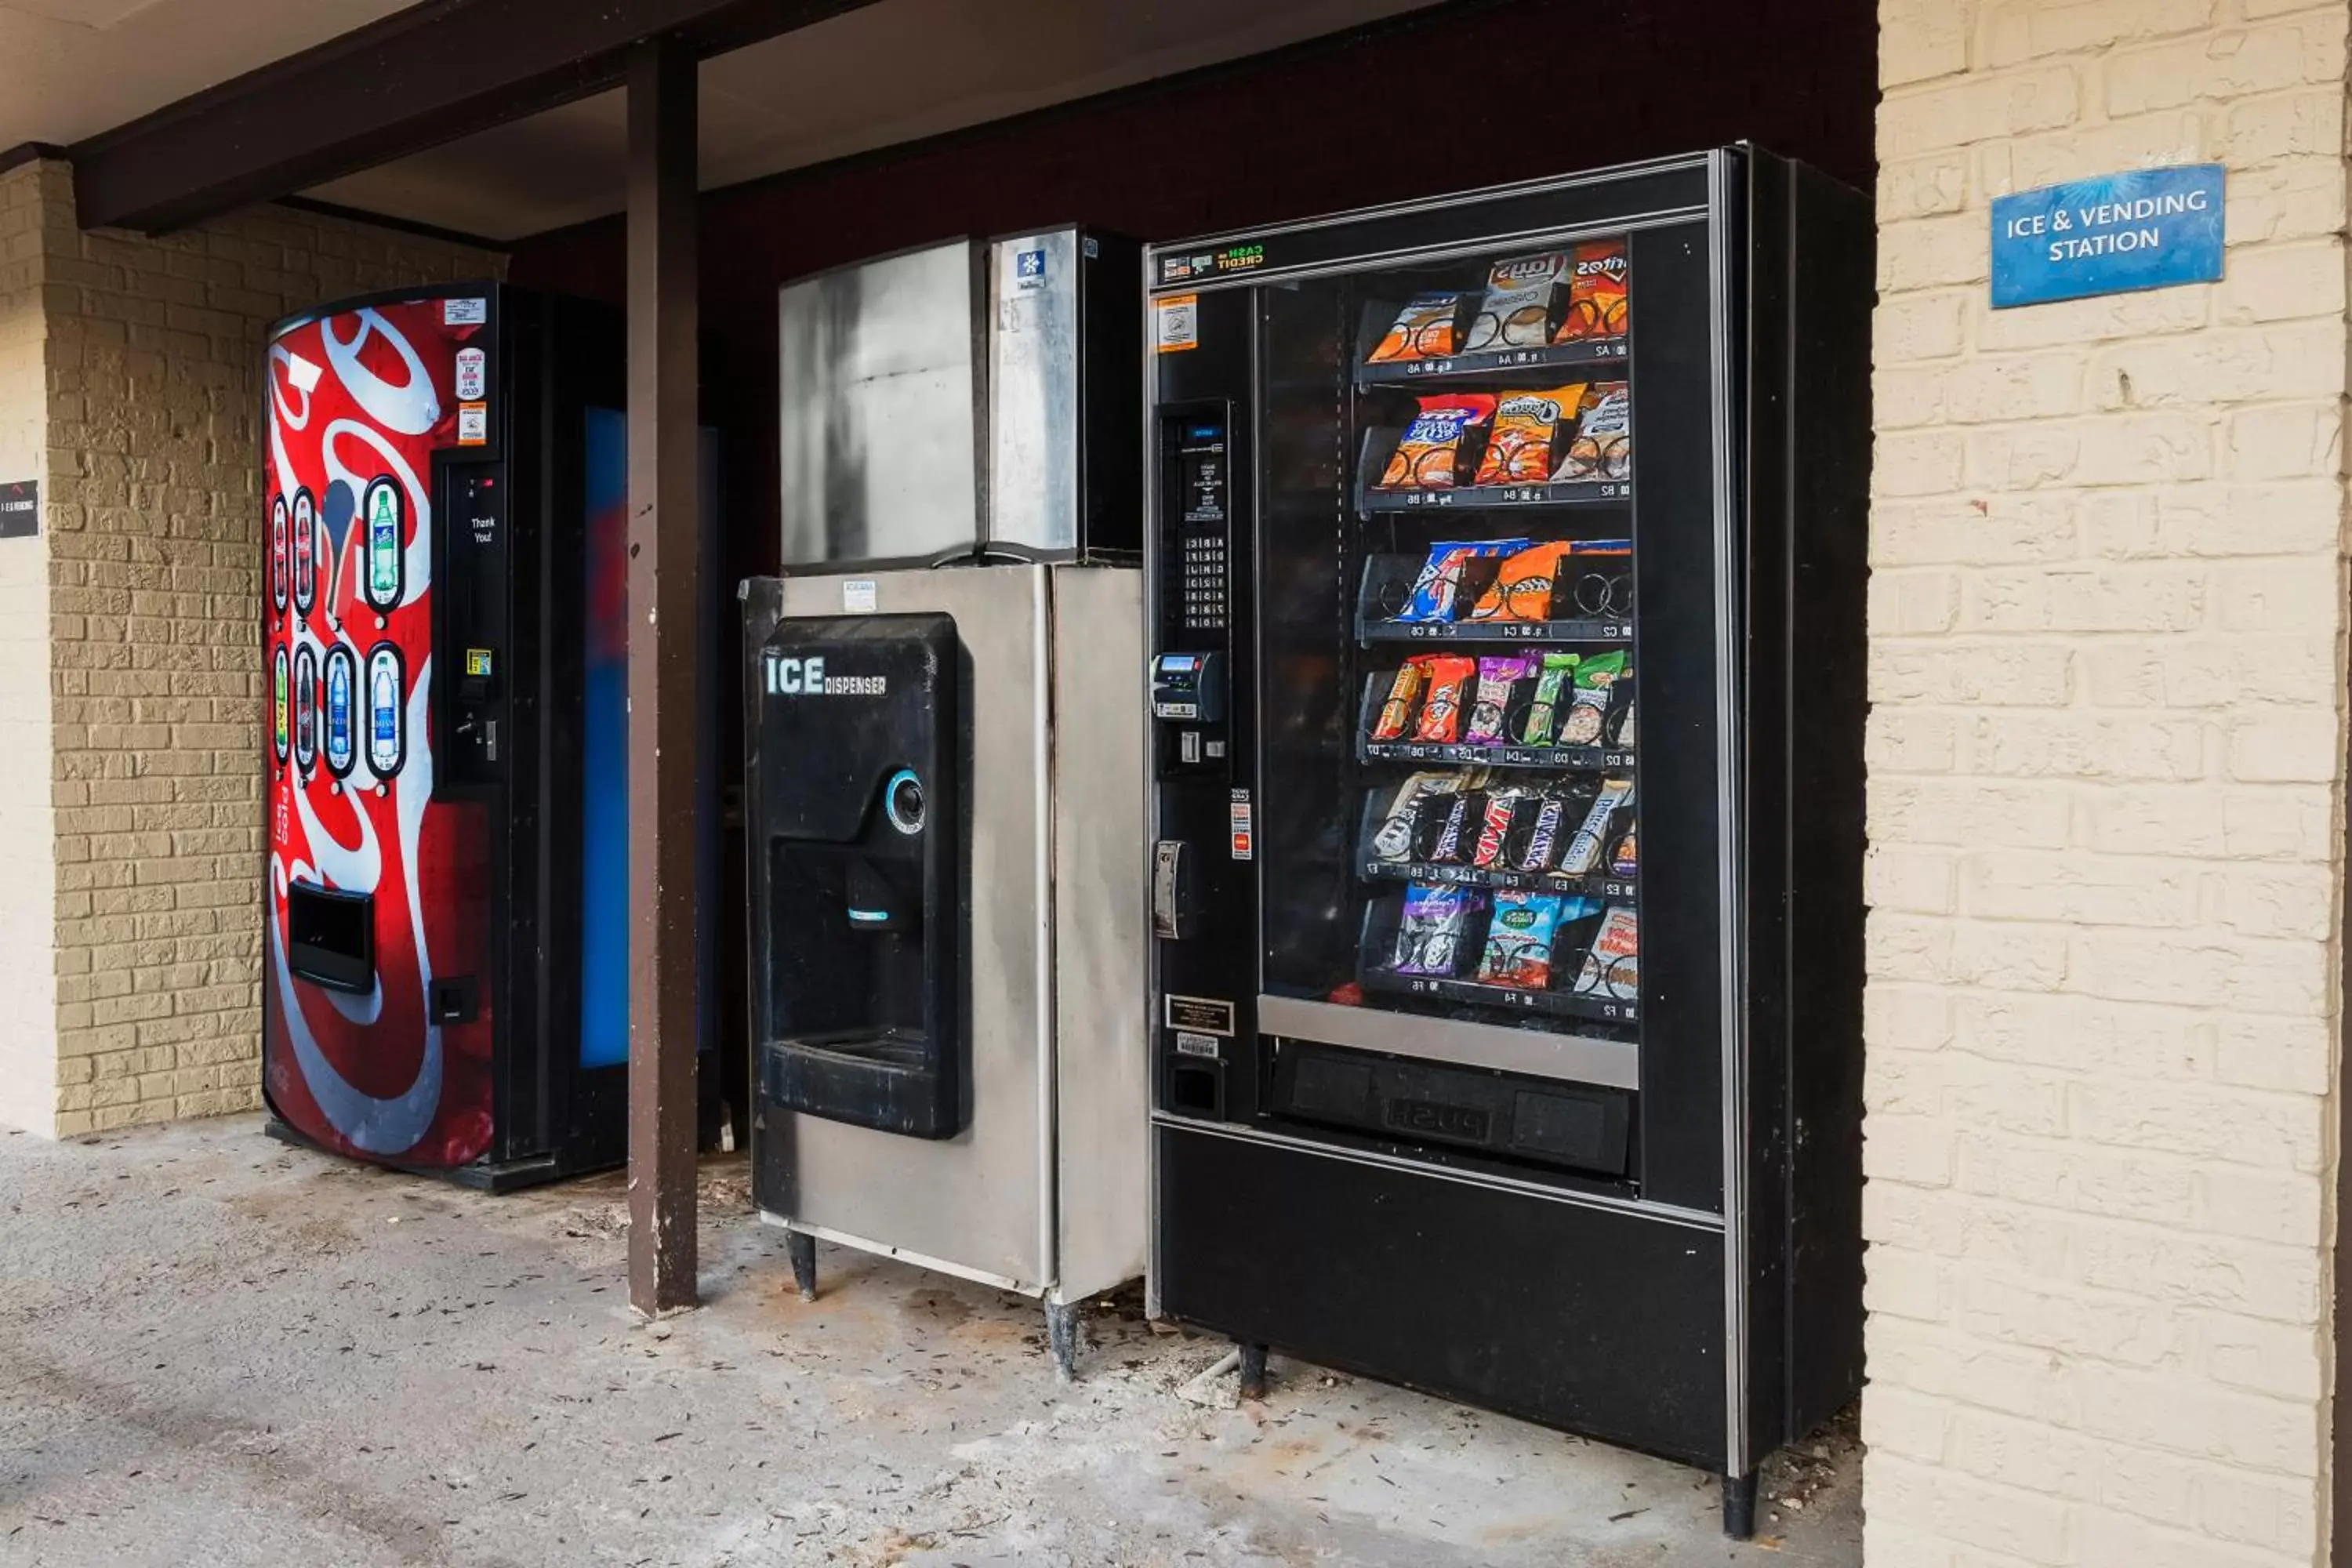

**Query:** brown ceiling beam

left=67, top=0, right=878, bottom=233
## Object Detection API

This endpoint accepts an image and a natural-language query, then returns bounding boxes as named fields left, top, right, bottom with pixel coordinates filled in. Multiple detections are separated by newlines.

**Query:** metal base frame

left=263, top=1116, right=576, bottom=1194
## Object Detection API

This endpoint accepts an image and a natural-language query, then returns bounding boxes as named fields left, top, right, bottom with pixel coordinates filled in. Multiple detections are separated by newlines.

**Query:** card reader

left=1150, top=652, right=1225, bottom=723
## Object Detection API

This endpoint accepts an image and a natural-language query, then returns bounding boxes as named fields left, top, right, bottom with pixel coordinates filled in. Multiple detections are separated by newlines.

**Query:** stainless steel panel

left=1256, top=993, right=1642, bottom=1091
left=768, top=564, right=1048, bottom=1290
left=1047, top=564, right=1149, bottom=1301
left=989, top=230, right=1082, bottom=557
left=778, top=240, right=985, bottom=567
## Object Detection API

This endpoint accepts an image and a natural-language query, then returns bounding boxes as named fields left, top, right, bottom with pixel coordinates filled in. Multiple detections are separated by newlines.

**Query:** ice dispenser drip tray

left=751, top=613, right=964, bottom=1139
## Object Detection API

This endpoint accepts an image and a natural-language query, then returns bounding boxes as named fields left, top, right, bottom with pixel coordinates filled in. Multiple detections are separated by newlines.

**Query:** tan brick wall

left=1869, top=2, right=2348, bottom=1564
left=0, top=162, right=59, bottom=1136
left=0, top=160, right=503, bottom=1137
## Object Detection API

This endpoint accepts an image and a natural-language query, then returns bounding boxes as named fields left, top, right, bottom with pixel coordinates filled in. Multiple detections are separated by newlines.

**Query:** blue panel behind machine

left=579, top=406, right=631, bottom=1069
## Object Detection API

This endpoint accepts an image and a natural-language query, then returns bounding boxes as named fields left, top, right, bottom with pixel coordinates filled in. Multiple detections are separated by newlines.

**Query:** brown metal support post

left=625, top=32, right=702, bottom=1316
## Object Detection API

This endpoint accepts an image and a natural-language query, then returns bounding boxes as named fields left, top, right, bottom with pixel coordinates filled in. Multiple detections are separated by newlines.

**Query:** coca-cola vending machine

left=260, top=282, right=716, bottom=1189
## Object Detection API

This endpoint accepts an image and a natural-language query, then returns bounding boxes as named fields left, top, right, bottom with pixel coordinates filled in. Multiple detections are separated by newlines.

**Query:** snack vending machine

left=261, top=282, right=717, bottom=1189
left=1143, top=149, right=1870, bottom=1531
left=746, top=229, right=1147, bottom=1375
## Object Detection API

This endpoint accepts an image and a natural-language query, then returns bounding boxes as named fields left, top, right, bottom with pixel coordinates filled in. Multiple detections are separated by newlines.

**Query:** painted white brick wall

left=1868, top=2, right=2347, bottom=1564
left=0, top=160, right=501, bottom=1138
left=0, top=161, right=59, bottom=1137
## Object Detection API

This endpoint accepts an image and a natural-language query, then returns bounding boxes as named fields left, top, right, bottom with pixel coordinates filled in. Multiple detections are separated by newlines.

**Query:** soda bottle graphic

left=368, top=645, right=404, bottom=777
left=270, top=497, right=289, bottom=614
left=271, top=646, right=289, bottom=762
left=365, top=479, right=401, bottom=608
left=292, top=645, right=318, bottom=773
left=292, top=490, right=316, bottom=615
left=325, top=648, right=354, bottom=775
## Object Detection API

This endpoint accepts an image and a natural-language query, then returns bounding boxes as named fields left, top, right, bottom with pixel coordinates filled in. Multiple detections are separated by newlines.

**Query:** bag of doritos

left=1380, top=394, right=1496, bottom=489
left=1555, top=240, right=1628, bottom=343
left=1472, top=385, right=1584, bottom=488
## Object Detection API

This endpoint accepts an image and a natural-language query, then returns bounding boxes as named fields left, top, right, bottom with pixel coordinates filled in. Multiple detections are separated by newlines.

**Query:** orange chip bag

left=1467, top=540, right=1573, bottom=622
left=1555, top=240, right=1628, bottom=343
left=1470, top=383, right=1584, bottom=488
left=1378, top=394, right=1494, bottom=490
left=1368, top=292, right=1468, bottom=363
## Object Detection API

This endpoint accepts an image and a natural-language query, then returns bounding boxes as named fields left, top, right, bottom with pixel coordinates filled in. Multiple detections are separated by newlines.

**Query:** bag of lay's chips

left=1555, top=239, right=1629, bottom=343
left=1462, top=253, right=1570, bottom=354
left=1380, top=394, right=1495, bottom=489
left=1368, top=292, right=1468, bottom=363
left=1472, top=384, right=1585, bottom=488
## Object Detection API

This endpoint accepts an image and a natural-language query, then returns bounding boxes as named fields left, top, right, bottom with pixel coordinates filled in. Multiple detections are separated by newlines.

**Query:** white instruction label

left=443, top=297, right=488, bottom=327
left=454, top=347, right=486, bottom=401
left=843, top=579, right=877, bottom=614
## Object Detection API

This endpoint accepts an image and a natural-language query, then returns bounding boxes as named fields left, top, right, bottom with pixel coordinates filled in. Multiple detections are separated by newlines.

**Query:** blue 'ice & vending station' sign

left=1991, top=164, right=2224, bottom=309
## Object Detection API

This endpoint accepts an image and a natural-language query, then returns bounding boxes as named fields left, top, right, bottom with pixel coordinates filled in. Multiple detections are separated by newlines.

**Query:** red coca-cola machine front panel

left=261, top=291, right=497, bottom=1168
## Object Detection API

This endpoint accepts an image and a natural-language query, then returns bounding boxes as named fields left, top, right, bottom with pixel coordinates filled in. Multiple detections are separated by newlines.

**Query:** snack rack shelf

left=1359, top=855, right=1635, bottom=903
left=1352, top=334, right=1631, bottom=390
left=1359, top=966, right=1636, bottom=1025
left=1352, top=424, right=1632, bottom=513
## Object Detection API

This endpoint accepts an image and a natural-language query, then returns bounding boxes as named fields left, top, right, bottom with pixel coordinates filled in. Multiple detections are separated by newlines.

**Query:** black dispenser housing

left=747, top=612, right=965, bottom=1138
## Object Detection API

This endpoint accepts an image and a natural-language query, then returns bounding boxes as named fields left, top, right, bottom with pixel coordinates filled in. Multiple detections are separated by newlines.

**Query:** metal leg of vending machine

left=786, top=1230, right=819, bottom=1302
left=1142, top=149, right=1870, bottom=1537
left=1236, top=1341, right=1269, bottom=1402
left=1722, top=1472, right=1758, bottom=1538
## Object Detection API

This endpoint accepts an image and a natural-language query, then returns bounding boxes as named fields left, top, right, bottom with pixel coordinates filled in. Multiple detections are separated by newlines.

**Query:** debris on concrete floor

left=0, top=1117, right=1860, bottom=1566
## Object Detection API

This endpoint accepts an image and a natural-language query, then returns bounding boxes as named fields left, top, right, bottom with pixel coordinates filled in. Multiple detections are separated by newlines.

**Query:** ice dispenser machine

left=749, top=611, right=964, bottom=1139
left=747, top=225, right=1146, bottom=1378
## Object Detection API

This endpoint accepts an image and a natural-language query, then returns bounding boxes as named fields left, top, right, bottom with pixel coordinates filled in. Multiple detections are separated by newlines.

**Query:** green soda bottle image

left=365, top=478, right=401, bottom=608
left=271, top=646, right=289, bottom=761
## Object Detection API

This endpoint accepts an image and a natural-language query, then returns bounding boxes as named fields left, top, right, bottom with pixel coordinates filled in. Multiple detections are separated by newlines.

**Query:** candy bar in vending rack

left=1517, top=793, right=1570, bottom=873
left=1413, top=655, right=1479, bottom=743
left=1555, top=383, right=1631, bottom=483
left=1462, top=253, right=1570, bottom=354
left=1472, top=386, right=1585, bottom=488
left=1370, top=771, right=1465, bottom=862
left=1368, top=292, right=1469, bottom=363
left=1393, top=883, right=1482, bottom=976
left=1379, top=395, right=1496, bottom=490
left=1427, top=790, right=1478, bottom=865
left=1575, top=905, right=1639, bottom=1000
left=1555, top=239, right=1629, bottom=343
left=1559, top=777, right=1634, bottom=877
left=1471, top=787, right=1530, bottom=869
left=1372, top=657, right=1433, bottom=741
left=1518, top=652, right=1580, bottom=746
left=1464, top=655, right=1531, bottom=744
left=1393, top=538, right=1529, bottom=622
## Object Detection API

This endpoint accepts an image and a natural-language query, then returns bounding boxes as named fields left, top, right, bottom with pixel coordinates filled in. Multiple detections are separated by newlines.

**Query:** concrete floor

left=0, top=1117, right=1860, bottom=1567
